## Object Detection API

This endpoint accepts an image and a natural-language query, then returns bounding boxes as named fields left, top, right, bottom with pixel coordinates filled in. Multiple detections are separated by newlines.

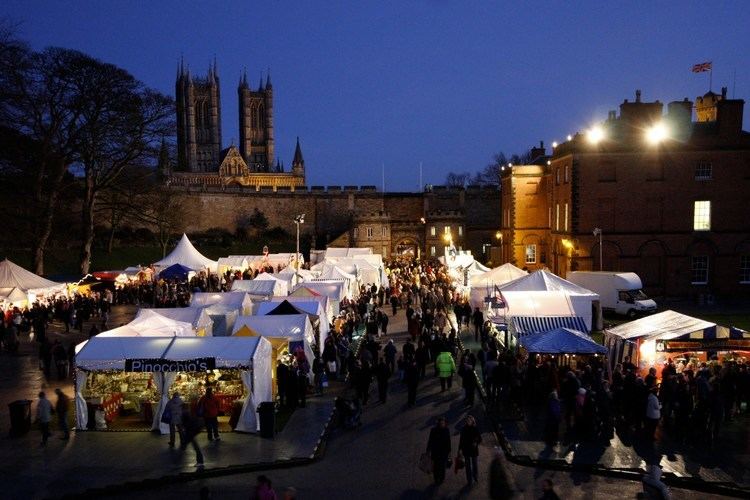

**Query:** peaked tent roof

left=153, top=234, right=217, bottom=271
left=0, top=259, right=65, bottom=296
left=470, top=263, right=527, bottom=287
left=289, top=286, right=322, bottom=297
left=98, top=309, right=195, bottom=338
left=264, top=300, right=307, bottom=316
left=499, top=269, right=598, bottom=297
left=520, top=328, right=607, bottom=354
left=159, top=263, right=194, bottom=280
left=605, top=310, right=716, bottom=342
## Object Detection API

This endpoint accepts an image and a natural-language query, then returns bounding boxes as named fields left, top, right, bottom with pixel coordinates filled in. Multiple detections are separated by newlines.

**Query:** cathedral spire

left=258, top=71, right=265, bottom=92
left=266, top=68, right=272, bottom=90
left=293, top=137, right=304, bottom=167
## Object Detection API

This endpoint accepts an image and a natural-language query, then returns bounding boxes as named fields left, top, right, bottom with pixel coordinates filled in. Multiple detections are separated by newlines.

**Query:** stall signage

left=662, top=339, right=750, bottom=352
left=125, top=357, right=216, bottom=372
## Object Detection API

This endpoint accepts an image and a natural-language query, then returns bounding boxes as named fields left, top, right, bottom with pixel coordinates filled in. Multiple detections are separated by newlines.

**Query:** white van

left=566, top=271, right=657, bottom=318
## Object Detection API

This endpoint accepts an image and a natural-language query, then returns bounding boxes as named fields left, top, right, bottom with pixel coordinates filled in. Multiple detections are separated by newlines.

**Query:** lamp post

left=593, top=227, right=602, bottom=271
left=294, top=214, right=305, bottom=286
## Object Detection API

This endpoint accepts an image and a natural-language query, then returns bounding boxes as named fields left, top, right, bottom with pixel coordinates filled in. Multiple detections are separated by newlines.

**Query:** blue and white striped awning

left=512, top=316, right=588, bottom=336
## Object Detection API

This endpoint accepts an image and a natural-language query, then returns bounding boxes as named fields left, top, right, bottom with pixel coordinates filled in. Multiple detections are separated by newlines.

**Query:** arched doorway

left=394, top=238, right=419, bottom=259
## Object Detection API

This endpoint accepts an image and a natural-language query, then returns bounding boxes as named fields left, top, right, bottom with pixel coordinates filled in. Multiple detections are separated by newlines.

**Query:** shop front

left=75, top=336, right=273, bottom=433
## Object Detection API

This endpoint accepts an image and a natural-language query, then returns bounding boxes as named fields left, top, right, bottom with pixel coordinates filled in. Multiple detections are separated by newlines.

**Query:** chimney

left=529, top=141, right=546, bottom=164
left=635, top=90, right=642, bottom=103
left=721, top=86, right=728, bottom=99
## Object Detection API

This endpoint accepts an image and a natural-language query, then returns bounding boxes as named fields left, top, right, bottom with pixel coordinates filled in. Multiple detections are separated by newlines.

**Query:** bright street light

left=587, top=125, right=605, bottom=144
left=646, top=122, right=669, bottom=144
left=552, top=141, right=558, bottom=148
left=293, top=214, right=305, bottom=285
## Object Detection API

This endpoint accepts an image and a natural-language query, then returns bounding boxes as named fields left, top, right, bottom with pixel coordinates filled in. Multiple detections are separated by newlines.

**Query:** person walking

left=544, top=390, right=562, bottom=447
left=166, top=392, right=185, bottom=447
left=198, top=387, right=220, bottom=441
left=312, top=355, right=325, bottom=396
left=54, top=388, right=70, bottom=440
left=384, top=340, right=397, bottom=374
left=435, top=349, right=456, bottom=392
left=460, top=359, right=477, bottom=406
left=250, top=474, right=277, bottom=500
left=36, top=391, right=52, bottom=446
left=459, top=415, right=482, bottom=485
left=644, top=385, right=661, bottom=441
left=426, top=417, right=451, bottom=485
left=276, top=361, right=289, bottom=407
left=472, top=307, right=483, bottom=342
left=180, top=409, right=204, bottom=467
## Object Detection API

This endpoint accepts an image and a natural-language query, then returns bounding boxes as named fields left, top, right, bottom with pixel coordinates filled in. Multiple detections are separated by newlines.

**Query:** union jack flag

left=692, top=62, right=712, bottom=73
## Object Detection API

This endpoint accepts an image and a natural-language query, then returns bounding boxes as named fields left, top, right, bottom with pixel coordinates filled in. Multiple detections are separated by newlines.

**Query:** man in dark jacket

left=376, top=359, right=390, bottom=404
left=472, top=307, right=484, bottom=342
left=426, top=417, right=451, bottom=485
left=276, top=361, right=289, bottom=407
left=180, top=409, right=204, bottom=467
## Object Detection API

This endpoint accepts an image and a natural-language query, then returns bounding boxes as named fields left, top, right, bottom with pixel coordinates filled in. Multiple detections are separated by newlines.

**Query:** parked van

left=566, top=271, right=657, bottom=318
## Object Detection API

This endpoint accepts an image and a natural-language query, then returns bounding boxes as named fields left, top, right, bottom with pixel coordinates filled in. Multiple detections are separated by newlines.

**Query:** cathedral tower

left=176, top=60, right=222, bottom=172
left=238, top=71, right=274, bottom=171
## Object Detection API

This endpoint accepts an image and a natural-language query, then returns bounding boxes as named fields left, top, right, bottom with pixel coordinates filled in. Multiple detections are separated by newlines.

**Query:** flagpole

left=709, top=66, right=713, bottom=91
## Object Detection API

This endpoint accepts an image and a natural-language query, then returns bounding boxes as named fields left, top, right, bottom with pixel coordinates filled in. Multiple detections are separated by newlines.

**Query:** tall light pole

left=593, top=227, right=602, bottom=271
left=294, top=214, right=305, bottom=286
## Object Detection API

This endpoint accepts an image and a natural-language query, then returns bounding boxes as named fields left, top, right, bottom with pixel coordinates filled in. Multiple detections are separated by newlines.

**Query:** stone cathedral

left=172, top=60, right=305, bottom=190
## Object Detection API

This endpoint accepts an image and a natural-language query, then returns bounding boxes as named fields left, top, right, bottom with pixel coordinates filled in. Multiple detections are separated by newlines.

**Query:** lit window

left=430, top=226, right=436, bottom=236
left=555, top=204, right=560, bottom=231
left=556, top=168, right=560, bottom=185
left=525, top=244, right=537, bottom=264
left=548, top=207, right=552, bottom=228
left=444, top=226, right=450, bottom=235
left=382, top=246, right=388, bottom=256
left=458, top=226, right=463, bottom=236
left=382, top=226, right=387, bottom=237
left=564, top=165, right=569, bottom=183
left=691, top=256, right=709, bottom=284
left=695, top=162, right=712, bottom=180
left=741, top=256, right=750, bottom=284
left=430, top=246, right=436, bottom=256
left=693, top=201, right=711, bottom=231
left=366, top=227, right=373, bottom=239
left=564, top=203, right=569, bottom=232
left=353, top=228, right=359, bottom=239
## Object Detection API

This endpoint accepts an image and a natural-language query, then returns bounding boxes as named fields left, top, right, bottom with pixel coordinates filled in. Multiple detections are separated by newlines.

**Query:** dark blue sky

left=4, top=1, right=750, bottom=190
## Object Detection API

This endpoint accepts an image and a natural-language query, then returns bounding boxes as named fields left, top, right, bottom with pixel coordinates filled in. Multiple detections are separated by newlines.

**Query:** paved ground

left=0, top=303, right=739, bottom=499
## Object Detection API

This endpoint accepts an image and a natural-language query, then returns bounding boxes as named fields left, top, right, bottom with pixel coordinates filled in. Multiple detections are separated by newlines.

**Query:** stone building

left=502, top=89, right=750, bottom=299
left=173, top=61, right=304, bottom=189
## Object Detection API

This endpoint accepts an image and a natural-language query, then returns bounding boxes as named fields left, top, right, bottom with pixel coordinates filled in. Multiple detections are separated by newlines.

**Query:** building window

left=366, top=227, right=373, bottom=239
left=564, top=203, right=569, bottom=232
left=458, top=226, right=463, bottom=237
left=382, top=246, right=388, bottom=256
left=381, top=226, right=387, bottom=237
left=353, top=228, right=359, bottom=239
left=555, top=203, right=560, bottom=231
left=430, top=246, right=436, bottom=257
left=525, top=244, right=537, bottom=264
left=564, top=165, right=569, bottom=183
left=430, top=226, right=436, bottom=237
left=691, top=256, right=709, bottom=284
left=555, top=168, right=560, bottom=185
left=693, top=201, right=711, bottom=231
left=444, top=226, right=451, bottom=235
left=741, top=256, right=750, bottom=284
left=548, top=207, right=552, bottom=228
left=482, top=243, right=491, bottom=256
left=695, top=161, right=712, bottom=180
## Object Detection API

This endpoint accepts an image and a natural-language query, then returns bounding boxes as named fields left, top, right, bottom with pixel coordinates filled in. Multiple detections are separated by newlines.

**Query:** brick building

left=502, top=89, right=750, bottom=299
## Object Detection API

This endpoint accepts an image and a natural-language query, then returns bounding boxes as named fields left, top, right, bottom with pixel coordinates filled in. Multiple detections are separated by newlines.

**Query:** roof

left=605, top=309, right=716, bottom=341
left=499, top=269, right=598, bottom=297
left=470, top=263, right=527, bottom=287
left=98, top=309, right=195, bottom=337
left=137, top=307, right=212, bottom=329
left=0, top=259, right=64, bottom=296
left=154, top=234, right=217, bottom=271
left=512, top=316, right=588, bottom=336
left=232, top=314, right=311, bottom=339
left=258, top=300, right=308, bottom=316
left=162, top=336, right=267, bottom=368
left=231, top=279, right=277, bottom=296
left=520, top=327, right=607, bottom=354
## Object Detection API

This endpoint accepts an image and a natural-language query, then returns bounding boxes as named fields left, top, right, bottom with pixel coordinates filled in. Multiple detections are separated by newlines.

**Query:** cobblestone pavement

left=98, top=306, right=730, bottom=500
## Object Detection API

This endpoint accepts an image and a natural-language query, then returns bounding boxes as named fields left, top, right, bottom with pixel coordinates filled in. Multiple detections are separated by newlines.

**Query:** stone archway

left=394, top=238, right=420, bottom=259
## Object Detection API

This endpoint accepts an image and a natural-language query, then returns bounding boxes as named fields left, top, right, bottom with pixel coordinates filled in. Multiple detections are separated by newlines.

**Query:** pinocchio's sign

left=657, top=339, right=750, bottom=353
left=125, top=358, right=216, bottom=372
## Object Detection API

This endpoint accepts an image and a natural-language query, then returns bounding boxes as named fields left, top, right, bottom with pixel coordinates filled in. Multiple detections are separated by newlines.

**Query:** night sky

left=4, top=1, right=750, bottom=190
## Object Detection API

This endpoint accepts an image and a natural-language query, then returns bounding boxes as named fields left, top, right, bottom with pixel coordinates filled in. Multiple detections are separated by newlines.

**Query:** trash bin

left=8, top=400, right=32, bottom=437
left=257, top=402, right=276, bottom=438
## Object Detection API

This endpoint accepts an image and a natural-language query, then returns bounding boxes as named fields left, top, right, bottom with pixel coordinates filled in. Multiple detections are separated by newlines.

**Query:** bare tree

left=142, top=186, right=186, bottom=258
left=444, top=171, right=471, bottom=188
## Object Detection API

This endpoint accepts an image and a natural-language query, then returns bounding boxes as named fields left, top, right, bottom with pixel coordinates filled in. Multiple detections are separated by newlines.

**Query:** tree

left=0, top=42, right=87, bottom=274
left=235, top=208, right=269, bottom=241
left=142, top=186, right=186, bottom=258
left=444, top=171, right=471, bottom=188
left=73, top=58, right=173, bottom=274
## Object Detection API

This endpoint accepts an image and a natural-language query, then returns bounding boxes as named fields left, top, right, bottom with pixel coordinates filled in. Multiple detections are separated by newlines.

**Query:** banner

left=125, top=357, right=216, bottom=372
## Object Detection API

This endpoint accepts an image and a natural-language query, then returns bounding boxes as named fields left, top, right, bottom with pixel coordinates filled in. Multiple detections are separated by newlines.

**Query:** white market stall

left=217, top=256, right=250, bottom=274
left=304, top=279, right=352, bottom=301
left=194, top=304, right=239, bottom=337
left=268, top=295, right=334, bottom=326
left=469, top=263, right=528, bottom=310
left=256, top=299, right=330, bottom=348
left=232, top=314, right=316, bottom=378
left=136, top=307, right=213, bottom=337
left=0, top=258, right=67, bottom=307
left=97, top=310, right=196, bottom=338
left=74, top=336, right=272, bottom=433
left=190, top=291, right=253, bottom=315
left=290, top=284, right=343, bottom=315
left=231, top=279, right=278, bottom=299
left=251, top=272, right=289, bottom=296
left=154, top=233, right=218, bottom=273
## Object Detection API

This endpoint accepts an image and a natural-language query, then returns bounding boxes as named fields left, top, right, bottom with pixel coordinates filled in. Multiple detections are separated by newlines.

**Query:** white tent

left=255, top=299, right=330, bottom=347
left=231, top=279, right=279, bottom=298
left=154, top=234, right=218, bottom=272
left=136, top=307, right=213, bottom=337
left=318, top=259, right=383, bottom=287
left=252, top=272, right=289, bottom=296
left=268, top=295, right=334, bottom=326
left=232, top=314, right=316, bottom=375
left=498, top=269, right=599, bottom=331
left=492, top=291, right=589, bottom=337
left=316, top=267, right=357, bottom=296
left=276, top=266, right=318, bottom=287
left=217, top=256, right=250, bottom=273
left=469, top=263, right=528, bottom=309
left=97, top=309, right=196, bottom=337
left=158, top=336, right=273, bottom=432
left=190, top=292, right=253, bottom=315
left=194, top=304, right=239, bottom=337
left=291, top=282, right=346, bottom=310
left=325, top=247, right=372, bottom=258
left=0, top=259, right=66, bottom=303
